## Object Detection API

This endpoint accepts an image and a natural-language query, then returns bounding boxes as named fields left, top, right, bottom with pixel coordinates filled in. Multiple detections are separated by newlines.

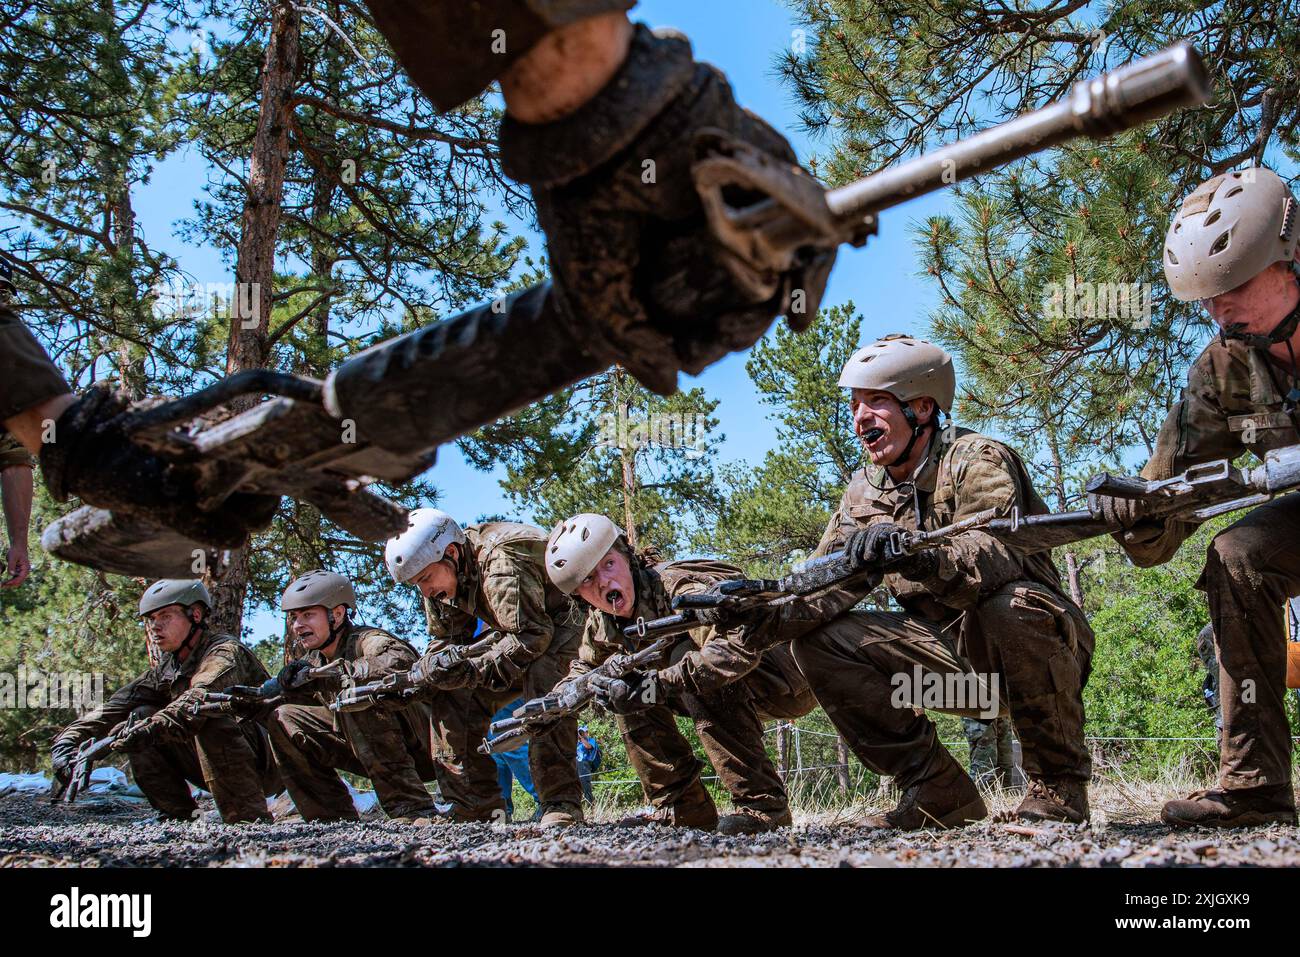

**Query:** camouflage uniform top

left=0, top=305, right=69, bottom=423
left=422, top=522, right=576, bottom=686
left=1122, top=337, right=1300, bottom=566
left=50, top=629, right=270, bottom=763
left=564, top=555, right=787, bottom=695
left=570, top=550, right=880, bottom=696
left=814, top=427, right=1070, bottom=623
left=569, top=555, right=738, bottom=679
left=291, top=622, right=421, bottom=708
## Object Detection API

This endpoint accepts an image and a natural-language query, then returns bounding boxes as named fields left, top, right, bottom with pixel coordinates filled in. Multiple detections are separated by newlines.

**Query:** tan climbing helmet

left=838, top=334, right=956, bottom=413
left=139, top=579, right=211, bottom=617
left=545, top=514, right=623, bottom=595
left=1164, top=167, right=1299, bottom=302
left=280, top=570, right=356, bottom=612
left=384, top=508, right=466, bottom=584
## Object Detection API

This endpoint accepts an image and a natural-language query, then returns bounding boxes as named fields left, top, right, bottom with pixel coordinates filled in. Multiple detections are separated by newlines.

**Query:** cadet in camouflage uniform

left=1089, top=168, right=1300, bottom=827
left=265, top=570, right=441, bottom=822
left=1195, top=623, right=1224, bottom=733
left=540, top=514, right=825, bottom=834
left=50, top=580, right=280, bottom=823
left=792, top=336, right=1095, bottom=828
left=385, top=510, right=584, bottom=826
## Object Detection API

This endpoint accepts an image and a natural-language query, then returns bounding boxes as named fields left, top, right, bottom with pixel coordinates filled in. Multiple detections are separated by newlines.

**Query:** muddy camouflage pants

left=792, top=580, right=1093, bottom=790
left=128, top=705, right=280, bottom=823
left=1200, top=493, right=1300, bottom=793
left=268, top=702, right=439, bottom=821
left=432, top=634, right=584, bottom=819
left=623, top=642, right=816, bottom=815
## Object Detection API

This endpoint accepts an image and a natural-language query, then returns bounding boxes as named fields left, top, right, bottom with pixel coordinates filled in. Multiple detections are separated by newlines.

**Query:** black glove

left=498, top=25, right=834, bottom=396
left=109, top=717, right=159, bottom=754
left=39, top=384, right=280, bottom=548
left=1087, top=493, right=1158, bottom=530
left=50, top=750, right=73, bottom=788
left=276, top=658, right=316, bottom=692
left=410, top=648, right=479, bottom=691
left=216, top=691, right=276, bottom=720
left=589, top=670, right=660, bottom=715
left=846, top=523, right=939, bottom=581
left=844, top=524, right=900, bottom=569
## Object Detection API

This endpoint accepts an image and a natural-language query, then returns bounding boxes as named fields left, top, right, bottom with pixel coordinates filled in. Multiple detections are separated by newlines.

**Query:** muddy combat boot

left=539, top=801, right=584, bottom=827
left=862, top=756, right=987, bottom=830
left=717, top=806, right=793, bottom=835
left=614, top=784, right=719, bottom=830
left=1013, top=776, right=1090, bottom=824
left=1161, top=785, right=1297, bottom=829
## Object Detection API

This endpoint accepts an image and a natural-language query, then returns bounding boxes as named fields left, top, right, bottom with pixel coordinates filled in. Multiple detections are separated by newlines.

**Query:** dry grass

left=577, top=757, right=1223, bottom=827
left=795, top=759, right=1220, bottom=826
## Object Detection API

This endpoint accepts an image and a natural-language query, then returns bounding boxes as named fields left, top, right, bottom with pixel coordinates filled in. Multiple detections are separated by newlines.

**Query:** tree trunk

left=1047, top=429, right=1085, bottom=606
left=613, top=367, right=638, bottom=547
left=835, top=735, right=851, bottom=791
left=208, top=1, right=301, bottom=637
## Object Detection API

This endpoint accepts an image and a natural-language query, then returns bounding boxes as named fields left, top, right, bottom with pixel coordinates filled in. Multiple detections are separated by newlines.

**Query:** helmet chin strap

left=1218, top=263, right=1300, bottom=414
left=1218, top=262, right=1300, bottom=349
left=887, top=400, right=933, bottom=469
left=320, top=609, right=349, bottom=656
left=178, top=609, right=206, bottom=656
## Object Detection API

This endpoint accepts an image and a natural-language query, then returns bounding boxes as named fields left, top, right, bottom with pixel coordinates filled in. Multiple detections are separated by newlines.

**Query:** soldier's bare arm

left=1, top=458, right=33, bottom=587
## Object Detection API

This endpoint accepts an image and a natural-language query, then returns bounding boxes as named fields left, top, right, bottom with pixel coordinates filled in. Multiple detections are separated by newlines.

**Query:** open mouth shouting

left=605, top=587, right=627, bottom=614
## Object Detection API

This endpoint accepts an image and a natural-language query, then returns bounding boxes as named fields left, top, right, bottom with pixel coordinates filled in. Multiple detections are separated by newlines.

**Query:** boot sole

left=1161, top=808, right=1297, bottom=829
left=1013, top=806, right=1088, bottom=825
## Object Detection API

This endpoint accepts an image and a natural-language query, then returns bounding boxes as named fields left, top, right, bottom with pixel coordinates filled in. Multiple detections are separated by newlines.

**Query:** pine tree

left=781, top=0, right=1300, bottom=598
left=704, top=303, right=862, bottom=575
left=459, top=366, right=724, bottom=555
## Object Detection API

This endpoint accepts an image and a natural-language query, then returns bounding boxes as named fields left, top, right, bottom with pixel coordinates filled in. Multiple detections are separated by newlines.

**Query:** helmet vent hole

left=554, top=558, right=567, bottom=568
left=1225, top=186, right=1244, bottom=199
left=1205, top=209, right=1222, bottom=226
left=1209, top=231, right=1232, bottom=256
left=1173, top=221, right=1181, bottom=233
left=1166, top=248, right=1179, bottom=265
left=580, top=528, right=589, bottom=542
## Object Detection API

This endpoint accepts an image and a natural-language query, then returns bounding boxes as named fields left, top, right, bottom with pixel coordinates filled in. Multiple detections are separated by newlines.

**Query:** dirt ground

left=3, top=789, right=1299, bottom=867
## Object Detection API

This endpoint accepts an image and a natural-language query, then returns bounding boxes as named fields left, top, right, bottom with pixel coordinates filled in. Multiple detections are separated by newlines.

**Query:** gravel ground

left=3, top=792, right=1300, bottom=867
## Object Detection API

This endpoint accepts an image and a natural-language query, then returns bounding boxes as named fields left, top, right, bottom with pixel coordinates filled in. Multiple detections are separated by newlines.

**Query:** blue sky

left=120, top=0, right=956, bottom=639
left=414, top=0, right=953, bottom=524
